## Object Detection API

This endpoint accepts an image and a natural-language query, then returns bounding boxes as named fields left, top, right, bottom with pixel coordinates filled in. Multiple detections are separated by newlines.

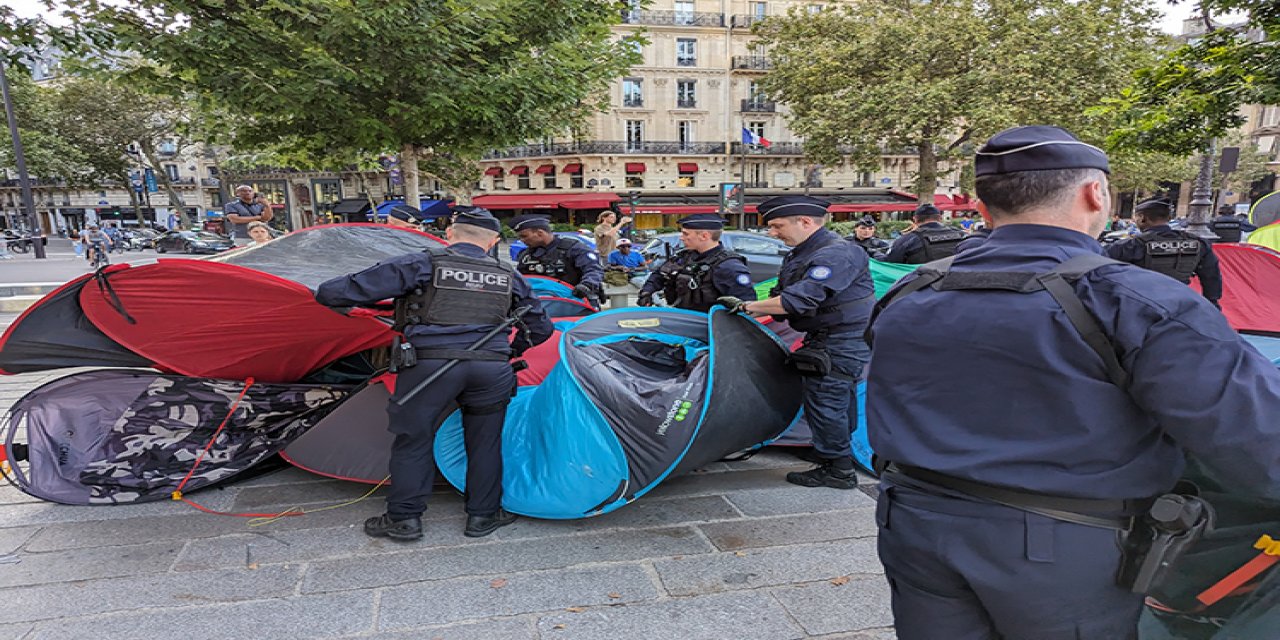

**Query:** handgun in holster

left=1116, top=493, right=1214, bottom=593
left=787, top=331, right=832, bottom=377
left=388, top=335, right=417, bottom=373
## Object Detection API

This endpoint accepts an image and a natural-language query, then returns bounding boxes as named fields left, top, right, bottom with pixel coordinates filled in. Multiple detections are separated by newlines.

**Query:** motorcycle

left=3, top=231, right=38, bottom=254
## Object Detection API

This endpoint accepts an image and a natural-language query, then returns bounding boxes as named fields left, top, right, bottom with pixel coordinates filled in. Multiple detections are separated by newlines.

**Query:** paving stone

left=653, top=538, right=882, bottom=596
left=229, top=465, right=335, bottom=488
left=25, top=591, right=375, bottom=640
left=0, top=541, right=183, bottom=588
left=0, top=485, right=42, bottom=506
left=0, top=526, right=38, bottom=554
left=304, top=527, right=711, bottom=593
left=644, top=468, right=799, bottom=499
left=719, top=449, right=813, bottom=472
left=340, top=617, right=536, bottom=640
left=535, top=590, right=805, bottom=640
left=0, top=565, right=302, bottom=624
left=771, top=576, right=894, bottom=636
left=378, top=565, right=658, bottom=629
left=0, top=623, right=32, bottom=639
left=814, top=627, right=897, bottom=640
left=174, top=517, right=478, bottom=571
left=0, top=489, right=241, bottom=527
left=494, top=495, right=741, bottom=541
left=699, top=508, right=878, bottom=551
left=232, top=479, right=398, bottom=510
left=724, top=485, right=877, bottom=516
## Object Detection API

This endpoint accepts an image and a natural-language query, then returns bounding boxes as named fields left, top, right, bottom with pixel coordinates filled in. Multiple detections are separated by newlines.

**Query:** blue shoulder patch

left=807, top=266, right=832, bottom=281
left=587, top=252, right=598, bottom=261
left=736, top=273, right=752, bottom=286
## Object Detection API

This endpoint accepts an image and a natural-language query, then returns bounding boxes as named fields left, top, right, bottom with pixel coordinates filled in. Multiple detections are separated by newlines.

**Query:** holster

left=787, top=344, right=832, bottom=377
left=388, top=336, right=417, bottom=373
left=1115, top=492, right=1215, bottom=594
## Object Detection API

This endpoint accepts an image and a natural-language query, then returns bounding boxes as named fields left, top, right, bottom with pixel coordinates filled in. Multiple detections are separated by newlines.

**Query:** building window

left=627, top=39, right=644, bottom=60
left=626, top=120, right=644, bottom=153
left=623, top=78, right=643, bottom=107
left=674, top=0, right=695, bottom=24
left=542, top=166, right=557, bottom=189
left=570, top=172, right=584, bottom=189
left=748, top=80, right=766, bottom=104
left=492, top=176, right=506, bottom=190
left=749, top=1, right=768, bottom=19
left=679, top=121, right=695, bottom=152
left=747, top=121, right=767, bottom=139
left=807, top=4, right=824, bottom=13
left=678, top=169, right=696, bottom=188
left=626, top=168, right=644, bottom=189
left=676, top=39, right=696, bottom=67
left=164, top=164, right=179, bottom=181
left=158, top=140, right=178, bottom=155
left=676, top=80, right=696, bottom=109
left=518, top=174, right=531, bottom=190
left=624, top=0, right=641, bottom=21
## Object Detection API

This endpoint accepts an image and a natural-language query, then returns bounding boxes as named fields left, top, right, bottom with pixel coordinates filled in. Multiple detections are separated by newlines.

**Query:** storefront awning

left=828, top=203, right=919, bottom=213
left=472, top=193, right=621, bottom=211
left=484, top=167, right=504, bottom=176
left=677, top=163, right=699, bottom=173
left=629, top=205, right=759, bottom=215
left=535, top=164, right=556, bottom=175
left=563, top=163, right=583, bottom=174
left=510, top=166, right=529, bottom=176
left=625, top=163, right=646, bottom=173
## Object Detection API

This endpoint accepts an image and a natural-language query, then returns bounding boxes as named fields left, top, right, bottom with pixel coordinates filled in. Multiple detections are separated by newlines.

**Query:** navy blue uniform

left=883, top=221, right=965, bottom=264
left=774, top=227, right=875, bottom=459
left=846, top=235, right=890, bottom=260
left=316, top=243, right=554, bottom=520
left=1105, top=224, right=1223, bottom=305
left=639, top=245, right=756, bottom=311
left=515, top=239, right=603, bottom=290
left=1210, top=213, right=1256, bottom=243
left=954, top=227, right=991, bottom=253
left=868, top=224, right=1280, bottom=638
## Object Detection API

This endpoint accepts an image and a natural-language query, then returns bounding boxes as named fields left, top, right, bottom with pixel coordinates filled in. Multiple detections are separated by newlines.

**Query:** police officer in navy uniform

left=510, top=215, right=604, bottom=302
left=955, top=225, right=992, bottom=253
left=637, top=213, right=757, bottom=311
left=867, top=125, right=1280, bottom=639
left=385, top=204, right=424, bottom=230
left=882, top=204, right=966, bottom=264
left=844, top=217, right=890, bottom=260
left=1105, top=197, right=1223, bottom=307
left=737, top=195, right=876, bottom=489
left=1210, top=203, right=1256, bottom=243
left=316, top=208, right=554, bottom=541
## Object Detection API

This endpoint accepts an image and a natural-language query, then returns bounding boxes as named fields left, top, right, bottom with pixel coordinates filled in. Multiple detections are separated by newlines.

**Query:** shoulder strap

left=866, top=256, right=956, bottom=344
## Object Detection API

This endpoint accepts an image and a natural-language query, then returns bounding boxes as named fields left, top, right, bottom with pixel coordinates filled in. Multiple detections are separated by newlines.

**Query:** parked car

left=508, top=232, right=597, bottom=262
left=154, top=230, right=235, bottom=254
left=641, top=231, right=789, bottom=283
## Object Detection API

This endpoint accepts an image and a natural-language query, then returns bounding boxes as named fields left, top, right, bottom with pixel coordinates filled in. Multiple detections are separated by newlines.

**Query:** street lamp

left=0, top=61, right=46, bottom=258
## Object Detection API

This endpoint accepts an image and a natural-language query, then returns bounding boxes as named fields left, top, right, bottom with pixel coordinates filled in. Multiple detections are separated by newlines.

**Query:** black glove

left=637, top=292, right=654, bottom=307
left=716, top=296, right=747, bottom=313
left=572, top=283, right=594, bottom=299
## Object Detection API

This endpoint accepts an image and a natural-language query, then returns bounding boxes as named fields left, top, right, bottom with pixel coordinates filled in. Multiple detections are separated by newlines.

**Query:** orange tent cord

left=1196, top=534, right=1280, bottom=608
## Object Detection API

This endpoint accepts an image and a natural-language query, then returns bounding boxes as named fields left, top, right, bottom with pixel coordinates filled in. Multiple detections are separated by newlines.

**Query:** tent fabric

left=3, top=369, right=353, bottom=504
left=755, top=258, right=916, bottom=302
left=1190, top=243, right=1280, bottom=335
left=374, top=199, right=452, bottom=221
left=1245, top=223, right=1280, bottom=254
left=1249, top=190, right=1280, bottom=228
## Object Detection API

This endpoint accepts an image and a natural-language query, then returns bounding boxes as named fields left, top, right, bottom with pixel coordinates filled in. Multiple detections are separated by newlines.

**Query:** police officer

left=315, top=208, right=554, bottom=541
left=511, top=215, right=604, bottom=302
left=867, top=125, right=1280, bottom=639
left=1210, top=203, right=1256, bottom=243
left=637, top=213, right=756, bottom=311
left=882, top=204, right=966, bottom=264
left=385, top=204, right=424, bottom=230
left=737, top=195, right=875, bottom=489
left=844, top=217, right=890, bottom=260
left=1105, top=198, right=1223, bottom=307
left=955, top=225, right=992, bottom=253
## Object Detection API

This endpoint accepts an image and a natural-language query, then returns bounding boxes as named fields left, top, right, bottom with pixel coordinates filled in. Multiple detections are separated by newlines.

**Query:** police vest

left=853, top=236, right=889, bottom=260
left=394, top=248, right=514, bottom=329
left=516, top=238, right=583, bottom=285
left=658, top=248, right=746, bottom=312
left=1139, top=231, right=1201, bottom=284
left=1210, top=217, right=1242, bottom=243
left=775, top=232, right=875, bottom=334
left=903, top=226, right=966, bottom=264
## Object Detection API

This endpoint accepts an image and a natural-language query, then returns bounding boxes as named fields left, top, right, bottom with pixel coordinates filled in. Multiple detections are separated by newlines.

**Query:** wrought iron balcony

left=621, top=10, right=725, bottom=27
left=731, top=15, right=765, bottom=28
left=731, top=56, right=771, bottom=71
left=741, top=99, right=776, bottom=113
left=676, top=98, right=697, bottom=109
left=731, top=141, right=805, bottom=155
left=622, top=97, right=644, bottom=108
left=201, top=178, right=221, bottom=187
left=171, top=177, right=196, bottom=185
left=743, top=181, right=769, bottom=188
left=483, top=141, right=727, bottom=159
left=676, top=57, right=697, bottom=67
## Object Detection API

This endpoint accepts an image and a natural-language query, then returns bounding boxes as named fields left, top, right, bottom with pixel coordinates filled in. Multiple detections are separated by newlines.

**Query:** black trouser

left=385, top=358, right=513, bottom=520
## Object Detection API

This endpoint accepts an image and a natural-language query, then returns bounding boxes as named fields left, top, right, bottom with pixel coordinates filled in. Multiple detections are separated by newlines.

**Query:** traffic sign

left=144, top=168, right=158, bottom=193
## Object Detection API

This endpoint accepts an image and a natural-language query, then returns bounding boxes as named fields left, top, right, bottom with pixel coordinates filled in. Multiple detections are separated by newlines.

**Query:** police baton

left=391, top=306, right=533, bottom=408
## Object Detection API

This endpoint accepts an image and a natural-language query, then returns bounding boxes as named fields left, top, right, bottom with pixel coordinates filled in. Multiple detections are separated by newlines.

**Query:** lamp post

left=1184, top=139, right=1217, bottom=239
left=0, top=62, right=46, bottom=258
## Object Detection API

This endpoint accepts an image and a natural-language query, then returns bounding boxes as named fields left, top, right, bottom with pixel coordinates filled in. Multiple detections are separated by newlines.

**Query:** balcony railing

left=676, top=57, right=697, bottom=67
left=622, top=97, right=644, bottom=108
left=201, top=178, right=221, bottom=187
left=731, top=56, right=771, bottom=71
left=483, top=141, right=727, bottom=159
left=171, top=177, right=196, bottom=185
left=732, top=141, right=805, bottom=155
left=676, top=98, right=697, bottom=108
left=741, top=99, right=776, bottom=113
left=731, top=15, right=766, bottom=28
left=743, top=181, right=769, bottom=188
left=621, top=10, right=725, bottom=27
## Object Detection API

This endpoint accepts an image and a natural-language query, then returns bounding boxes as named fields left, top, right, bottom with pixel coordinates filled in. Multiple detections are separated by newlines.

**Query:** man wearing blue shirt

left=607, top=238, right=649, bottom=288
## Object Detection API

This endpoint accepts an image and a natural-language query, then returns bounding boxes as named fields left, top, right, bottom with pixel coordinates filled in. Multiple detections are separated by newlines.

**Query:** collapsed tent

left=2, top=370, right=352, bottom=504
left=1191, top=243, right=1280, bottom=335
left=1249, top=190, right=1280, bottom=228
left=523, top=275, right=597, bottom=317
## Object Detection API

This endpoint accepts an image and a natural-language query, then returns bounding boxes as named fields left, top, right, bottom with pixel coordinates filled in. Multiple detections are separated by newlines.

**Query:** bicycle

left=89, top=243, right=110, bottom=270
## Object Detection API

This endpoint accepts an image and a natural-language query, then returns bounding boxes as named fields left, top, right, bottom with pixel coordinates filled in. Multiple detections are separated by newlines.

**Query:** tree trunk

left=127, top=181, right=145, bottom=227
left=915, top=141, right=937, bottom=206
left=139, top=141, right=189, bottom=228
left=402, top=143, right=420, bottom=209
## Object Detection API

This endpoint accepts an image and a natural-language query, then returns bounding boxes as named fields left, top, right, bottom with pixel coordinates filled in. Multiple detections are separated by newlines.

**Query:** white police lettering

left=1146, top=240, right=1200, bottom=253
left=808, top=266, right=832, bottom=281
left=436, top=267, right=510, bottom=291
left=736, top=273, right=751, bottom=286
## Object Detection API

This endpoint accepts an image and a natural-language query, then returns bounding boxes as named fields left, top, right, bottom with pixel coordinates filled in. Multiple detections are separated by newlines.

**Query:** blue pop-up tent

left=374, top=199, right=453, bottom=222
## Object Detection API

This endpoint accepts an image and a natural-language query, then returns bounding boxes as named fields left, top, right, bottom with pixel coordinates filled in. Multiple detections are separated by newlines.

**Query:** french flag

left=741, top=127, right=772, bottom=148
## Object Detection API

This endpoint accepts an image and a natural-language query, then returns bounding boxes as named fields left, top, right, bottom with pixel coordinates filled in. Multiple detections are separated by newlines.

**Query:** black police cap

left=758, top=195, right=830, bottom=223
left=855, top=217, right=876, bottom=228
left=976, top=125, right=1110, bottom=176
left=677, top=213, right=727, bottom=230
left=914, top=204, right=942, bottom=219
left=510, top=215, right=552, bottom=232
left=451, top=206, right=502, bottom=233
left=387, top=204, right=423, bottom=222
left=1134, top=198, right=1173, bottom=216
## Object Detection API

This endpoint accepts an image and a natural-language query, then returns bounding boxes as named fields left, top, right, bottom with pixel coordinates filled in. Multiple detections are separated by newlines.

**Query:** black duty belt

left=414, top=348, right=509, bottom=362
left=882, top=462, right=1154, bottom=529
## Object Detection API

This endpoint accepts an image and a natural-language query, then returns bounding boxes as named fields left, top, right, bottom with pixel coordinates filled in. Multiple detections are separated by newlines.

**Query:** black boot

left=464, top=509, right=517, bottom=538
left=364, top=514, right=423, bottom=541
left=786, top=460, right=859, bottom=489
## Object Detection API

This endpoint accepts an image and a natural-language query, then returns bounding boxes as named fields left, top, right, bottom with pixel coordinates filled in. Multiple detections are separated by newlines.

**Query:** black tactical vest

left=1139, top=231, right=1202, bottom=284
left=904, top=225, right=966, bottom=264
left=516, top=237, right=583, bottom=285
left=658, top=248, right=746, bottom=312
left=1210, top=216, right=1242, bottom=243
left=394, top=248, right=514, bottom=329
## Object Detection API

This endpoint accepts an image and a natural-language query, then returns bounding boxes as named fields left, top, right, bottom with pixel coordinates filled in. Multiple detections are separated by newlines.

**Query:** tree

left=1212, top=131, right=1273, bottom=197
left=65, top=0, right=641, bottom=208
left=0, top=69, right=88, bottom=183
left=1105, top=0, right=1279, bottom=155
left=754, top=0, right=1164, bottom=201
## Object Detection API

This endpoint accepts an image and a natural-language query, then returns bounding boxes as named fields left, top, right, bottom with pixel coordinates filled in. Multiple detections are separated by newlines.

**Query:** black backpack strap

left=866, top=256, right=956, bottom=344
left=1035, top=253, right=1130, bottom=389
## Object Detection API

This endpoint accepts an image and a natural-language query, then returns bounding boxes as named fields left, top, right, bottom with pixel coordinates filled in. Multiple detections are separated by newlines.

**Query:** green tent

left=754, top=259, right=918, bottom=301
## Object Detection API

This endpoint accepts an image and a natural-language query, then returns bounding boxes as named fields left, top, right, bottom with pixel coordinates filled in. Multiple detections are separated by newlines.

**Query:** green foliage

left=1104, top=1, right=1280, bottom=155
left=755, top=0, right=1163, bottom=201
left=0, top=70, right=90, bottom=183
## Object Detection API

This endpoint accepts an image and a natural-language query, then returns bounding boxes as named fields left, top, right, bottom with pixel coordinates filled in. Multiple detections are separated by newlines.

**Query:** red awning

left=629, top=205, right=759, bottom=215
left=625, top=163, right=646, bottom=173
left=483, top=167, right=504, bottom=176
left=563, top=163, right=583, bottom=174
left=560, top=193, right=621, bottom=210
left=535, top=164, right=555, bottom=175
left=677, top=163, right=699, bottom=173
left=828, top=203, right=920, bottom=213
left=472, top=193, right=621, bottom=211
left=510, top=166, right=529, bottom=176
